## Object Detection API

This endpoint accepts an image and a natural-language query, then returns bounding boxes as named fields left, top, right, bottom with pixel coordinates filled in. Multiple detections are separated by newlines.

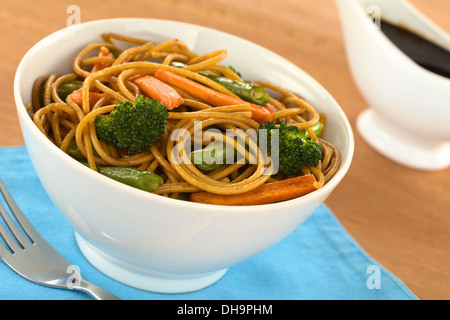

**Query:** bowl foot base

left=75, top=232, right=228, bottom=294
left=357, top=108, right=450, bottom=171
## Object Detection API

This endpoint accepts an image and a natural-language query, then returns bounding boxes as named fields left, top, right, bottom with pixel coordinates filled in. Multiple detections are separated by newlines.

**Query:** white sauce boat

left=335, top=0, right=450, bottom=171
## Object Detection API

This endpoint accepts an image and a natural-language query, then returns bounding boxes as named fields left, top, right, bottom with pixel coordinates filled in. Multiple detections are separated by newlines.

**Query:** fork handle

left=75, top=279, right=121, bottom=300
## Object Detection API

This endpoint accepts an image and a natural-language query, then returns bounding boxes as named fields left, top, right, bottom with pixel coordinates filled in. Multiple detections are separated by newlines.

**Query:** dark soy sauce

left=379, top=20, right=450, bottom=79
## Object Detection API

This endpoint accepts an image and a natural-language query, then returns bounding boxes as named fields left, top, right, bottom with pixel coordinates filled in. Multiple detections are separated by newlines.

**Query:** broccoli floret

left=258, top=121, right=323, bottom=175
left=95, top=95, right=168, bottom=155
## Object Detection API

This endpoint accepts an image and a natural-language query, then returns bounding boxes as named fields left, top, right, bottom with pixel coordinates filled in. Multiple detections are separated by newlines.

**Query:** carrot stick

left=69, top=89, right=105, bottom=108
left=190, top=174, right=317, bottom=205
left=131, top=75, right=184, bottom=110
left=91, top=46, right=114, bottom=73
left=154, top=69, right=275, bottom=123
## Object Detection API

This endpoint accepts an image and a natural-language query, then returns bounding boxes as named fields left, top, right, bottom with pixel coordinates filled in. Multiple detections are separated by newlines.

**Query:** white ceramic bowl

left=336, top=0, right=450, bottom=171
left=14, top=18, right=354, bottom=293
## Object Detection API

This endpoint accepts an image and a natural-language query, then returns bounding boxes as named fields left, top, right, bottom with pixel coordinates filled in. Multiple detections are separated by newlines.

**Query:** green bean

left=38, top=79, right=83, bottom=105
left=169, top=61, right=270, bottom=105
left=198, top=71, right=270, bottom=106
left=38, top=81, right=46, bottom=107
left=169, top=61, right=187, bottom=68
left=66, top=139, right=100, bottom=159
left=68, top=140, right=163, bottom=192
left=96, top=166, right=163, bottom=193
left=190, top=142, right=235, bottom=171
left=177, top=193, right=191, bottom=201
left=66, top=139, right=86, bottom=161
left=57, top=80, right=83, bottom=101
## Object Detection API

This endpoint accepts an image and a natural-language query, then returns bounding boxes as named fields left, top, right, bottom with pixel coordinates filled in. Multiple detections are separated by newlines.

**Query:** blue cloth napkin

left=0, top=146, right=417, bottom=300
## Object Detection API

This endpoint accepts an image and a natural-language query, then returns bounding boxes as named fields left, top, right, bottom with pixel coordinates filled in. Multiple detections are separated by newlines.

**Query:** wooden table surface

left=0, top=0, right=449, bottom=300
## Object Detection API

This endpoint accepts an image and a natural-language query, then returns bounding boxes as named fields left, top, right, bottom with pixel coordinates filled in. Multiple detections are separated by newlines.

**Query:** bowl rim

left=13, top=17, right=354, bottom=213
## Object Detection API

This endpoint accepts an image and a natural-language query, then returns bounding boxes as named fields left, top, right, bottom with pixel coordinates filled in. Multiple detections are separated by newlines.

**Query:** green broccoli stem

left=302, top=122, right=323, bottom=138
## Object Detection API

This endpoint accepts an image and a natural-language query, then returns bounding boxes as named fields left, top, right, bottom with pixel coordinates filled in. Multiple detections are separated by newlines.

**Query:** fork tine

left=0, top=199, right=32, bottom=249
left=0, top=179, right=38, bottom=248
left=0, top=215, right=22, bottom=255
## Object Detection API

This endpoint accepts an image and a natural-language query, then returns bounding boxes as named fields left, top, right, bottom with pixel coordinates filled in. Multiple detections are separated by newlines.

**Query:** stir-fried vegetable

left=198, top=71, right=270, bottom=106
left=95, top=95, right=168, bottom=155
left=131, top=75, right=184, bottom=110
left=154, top=69, right=275, bottom=123
left=190, top=174, right=317, bottom=205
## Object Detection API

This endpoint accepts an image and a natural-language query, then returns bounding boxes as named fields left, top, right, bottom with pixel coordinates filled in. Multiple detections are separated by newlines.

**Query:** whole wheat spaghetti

left=31, top=33, right=341, bottom=205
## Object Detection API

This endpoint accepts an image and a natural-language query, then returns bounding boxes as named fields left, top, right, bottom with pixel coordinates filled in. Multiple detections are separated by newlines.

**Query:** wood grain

left=0, top=0, right=449, bottom=299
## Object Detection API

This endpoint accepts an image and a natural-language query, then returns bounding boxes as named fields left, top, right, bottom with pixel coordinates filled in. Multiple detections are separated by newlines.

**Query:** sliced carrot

left=69, top=89, right=105, bottom=108
left=154, top=69, right=275, bottom=123
left=190, top=174, right=317, bottom=206
left=91, top=46, right=114, bottom=73
left=131, top=75, right=184, bottom=110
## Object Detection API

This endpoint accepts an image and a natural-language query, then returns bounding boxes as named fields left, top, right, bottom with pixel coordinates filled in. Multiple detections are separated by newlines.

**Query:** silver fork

left=0, top=178, right=120, bottom=300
